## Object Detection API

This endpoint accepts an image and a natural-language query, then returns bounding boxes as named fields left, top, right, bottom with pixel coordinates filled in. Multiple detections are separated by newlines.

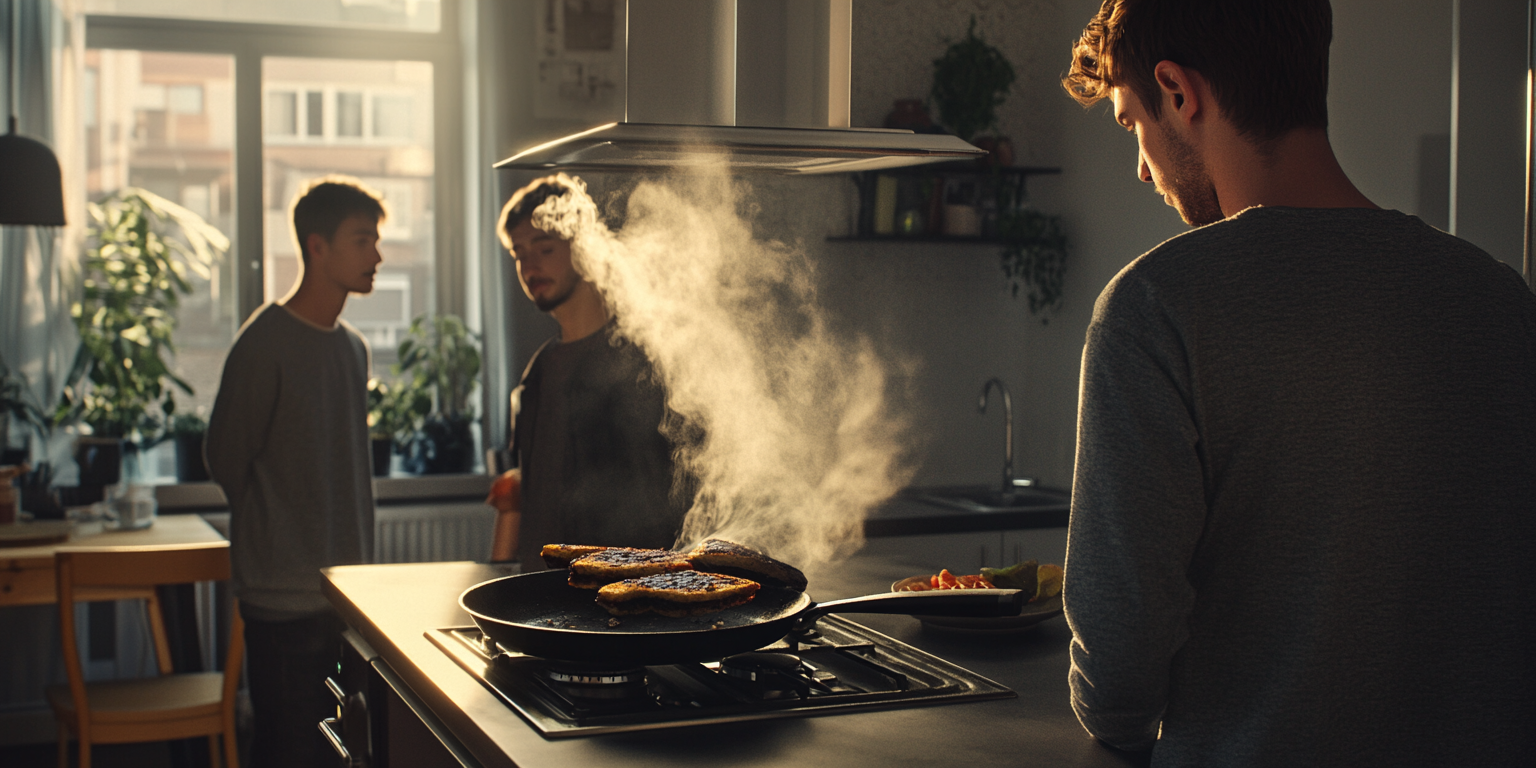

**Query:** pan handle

left=793, top=589, right=1027, bottom=631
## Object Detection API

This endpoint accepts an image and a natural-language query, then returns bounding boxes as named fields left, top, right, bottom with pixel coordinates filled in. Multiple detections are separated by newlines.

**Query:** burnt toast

left=539, top=543, right=612, bottom=569
left=567, top=547, right=694, bottom=589
left=595, top=571, right=761, bottom=617
left=685, top=539, right=808, bottom=591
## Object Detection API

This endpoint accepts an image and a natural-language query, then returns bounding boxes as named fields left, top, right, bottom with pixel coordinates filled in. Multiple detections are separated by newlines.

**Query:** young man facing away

left=1060, top=2, right=1536, bottom=765
left=485, top=174, right=688, bottom=568
left=206, top=177, right=384, bottom=768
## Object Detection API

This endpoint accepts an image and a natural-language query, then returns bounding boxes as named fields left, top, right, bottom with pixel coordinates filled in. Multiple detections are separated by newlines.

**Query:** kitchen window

left=83, top=3, right=471, bottom=480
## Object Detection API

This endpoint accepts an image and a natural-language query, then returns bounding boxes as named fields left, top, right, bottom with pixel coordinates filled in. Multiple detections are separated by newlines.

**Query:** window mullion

left=234, top=46, right=264, bottom=324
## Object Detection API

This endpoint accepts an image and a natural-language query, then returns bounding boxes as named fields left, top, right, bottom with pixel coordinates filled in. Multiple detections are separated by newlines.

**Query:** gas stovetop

left=426, top=615, right=1013, bottom=738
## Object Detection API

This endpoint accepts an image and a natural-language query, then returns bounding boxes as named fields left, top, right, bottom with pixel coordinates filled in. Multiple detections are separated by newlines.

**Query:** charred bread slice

left=685, top=539, right=808, bottom=591
left=539, top=543, right=612, bottom=569
left=567, top=548, right=694, bottom=589
left=596, top=571, right=761, bottom=617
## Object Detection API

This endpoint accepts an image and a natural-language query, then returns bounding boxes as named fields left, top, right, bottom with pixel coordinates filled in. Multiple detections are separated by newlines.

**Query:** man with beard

left=1059, top=2, right=1536, bottom=765
left=486, top=174, right=688, bottom=568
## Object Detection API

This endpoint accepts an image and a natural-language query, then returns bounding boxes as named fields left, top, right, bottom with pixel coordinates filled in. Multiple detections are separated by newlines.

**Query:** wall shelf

left=841, top=164, right=1063, bottom=241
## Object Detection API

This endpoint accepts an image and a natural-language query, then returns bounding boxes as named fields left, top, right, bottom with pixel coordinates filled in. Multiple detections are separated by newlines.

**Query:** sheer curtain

left=0, top=0, right=83, bottom=728
left=1, top=0, right=81, bottom=464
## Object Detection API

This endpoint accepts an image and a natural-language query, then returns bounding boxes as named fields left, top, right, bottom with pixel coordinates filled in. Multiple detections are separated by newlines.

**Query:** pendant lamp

left=0, top=1, right=66, bottom=227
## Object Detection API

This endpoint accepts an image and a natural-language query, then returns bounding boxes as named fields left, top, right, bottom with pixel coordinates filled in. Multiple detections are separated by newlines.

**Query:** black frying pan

left=459, top=569, right=1028, bottom=666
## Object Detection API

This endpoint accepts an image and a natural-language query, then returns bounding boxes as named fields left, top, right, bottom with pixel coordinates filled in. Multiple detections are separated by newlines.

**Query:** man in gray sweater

left=1060, top=2, right=1536, bottom=765
left=206, top=177, right=383, bottom=768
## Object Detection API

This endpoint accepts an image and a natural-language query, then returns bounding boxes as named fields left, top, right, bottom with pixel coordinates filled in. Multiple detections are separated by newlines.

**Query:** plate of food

left=891, top=560, right=1064, bottom=633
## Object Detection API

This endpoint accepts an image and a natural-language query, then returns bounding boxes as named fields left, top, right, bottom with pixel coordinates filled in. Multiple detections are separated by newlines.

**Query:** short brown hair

left=496, top=173, right=583, bottom=251
left=291, top=176, right=386, bottom=262
left=1063, top=0, right=1332, bottom=144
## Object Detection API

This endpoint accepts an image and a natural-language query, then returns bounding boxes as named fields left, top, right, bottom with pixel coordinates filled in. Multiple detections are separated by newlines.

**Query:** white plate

left=890, top=575, right=1063, bottom=633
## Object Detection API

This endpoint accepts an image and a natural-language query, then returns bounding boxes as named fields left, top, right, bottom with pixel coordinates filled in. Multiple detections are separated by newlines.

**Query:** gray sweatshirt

left=1067, top=207, right=1536, bottom=767
left=206, top=304, right=375, bottom=619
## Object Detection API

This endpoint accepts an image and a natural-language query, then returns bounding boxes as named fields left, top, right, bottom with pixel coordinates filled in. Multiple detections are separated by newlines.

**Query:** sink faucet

left=978, top=378, right=1013, bottom=494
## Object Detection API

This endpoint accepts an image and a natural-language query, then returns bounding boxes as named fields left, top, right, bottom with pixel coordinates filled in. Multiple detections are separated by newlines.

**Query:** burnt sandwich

left=567, top=547, right=694, bottom=589
left=596, top=571, right=761, bottom=617
left=685, top=539, right=808, bottom=591
left=539, top=543, right=612, bottom=569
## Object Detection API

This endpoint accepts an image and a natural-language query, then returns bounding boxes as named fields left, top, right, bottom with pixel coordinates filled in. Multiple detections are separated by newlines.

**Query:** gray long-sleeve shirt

left=1067, top=207, right=1536, bottom=767
left=206, top=304, right=375, bottom=619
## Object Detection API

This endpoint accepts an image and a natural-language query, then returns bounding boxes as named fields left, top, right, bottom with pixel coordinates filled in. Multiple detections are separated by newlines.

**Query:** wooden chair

left=46, top=541, right=245, bottom=768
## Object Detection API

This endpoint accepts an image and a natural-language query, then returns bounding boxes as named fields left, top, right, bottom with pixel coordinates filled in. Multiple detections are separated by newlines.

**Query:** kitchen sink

left=905, top=483, right=1070, bottom=514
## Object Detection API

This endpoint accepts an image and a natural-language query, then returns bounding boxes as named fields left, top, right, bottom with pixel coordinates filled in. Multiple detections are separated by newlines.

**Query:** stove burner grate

left=427, top=615, right=1014, bottom=738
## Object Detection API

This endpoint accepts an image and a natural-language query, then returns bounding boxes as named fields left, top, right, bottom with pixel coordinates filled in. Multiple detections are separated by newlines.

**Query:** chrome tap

left=979, top=378, right=1013, bottom=494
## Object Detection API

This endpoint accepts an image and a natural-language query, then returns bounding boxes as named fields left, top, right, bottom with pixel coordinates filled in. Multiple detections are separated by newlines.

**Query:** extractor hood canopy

left=494, top=122, right=984, bottom=176
left=496, top=0, right=985, bottom=176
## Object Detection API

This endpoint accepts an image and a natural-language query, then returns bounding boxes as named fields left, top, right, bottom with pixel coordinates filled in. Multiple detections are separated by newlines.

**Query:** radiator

left=374, top=503, right=496, bottom=564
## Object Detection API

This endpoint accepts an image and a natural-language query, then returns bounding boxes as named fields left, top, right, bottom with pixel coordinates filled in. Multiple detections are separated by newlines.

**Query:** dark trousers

left=241, top=607, right=345, bottom=768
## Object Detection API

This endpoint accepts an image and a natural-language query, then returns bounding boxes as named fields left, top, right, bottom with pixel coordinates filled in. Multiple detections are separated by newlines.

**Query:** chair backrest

left=56, top=541, right=232, bottom=591
left=54, top=540, right=243, bottom=739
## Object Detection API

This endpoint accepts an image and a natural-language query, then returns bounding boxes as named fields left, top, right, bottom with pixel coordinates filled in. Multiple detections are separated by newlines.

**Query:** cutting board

left=0, top=520, right=72, bottom=548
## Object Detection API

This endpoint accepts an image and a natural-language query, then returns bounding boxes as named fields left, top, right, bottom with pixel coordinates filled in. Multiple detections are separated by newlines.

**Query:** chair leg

left=207, top=734, right=221, bottom=768
left=55, top=723, right=66, bottom=768
left=223, top=712, right=240, bottom=768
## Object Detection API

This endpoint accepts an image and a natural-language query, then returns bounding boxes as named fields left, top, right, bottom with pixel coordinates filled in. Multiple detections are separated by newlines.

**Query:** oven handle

left=318, top=717, right=361, bottom=765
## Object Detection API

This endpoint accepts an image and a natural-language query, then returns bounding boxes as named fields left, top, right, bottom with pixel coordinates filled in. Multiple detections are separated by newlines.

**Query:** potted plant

left=167, top=413, right=210, bottom=483
left=0, top=353, right=49, bottom=466
left=395, top=314, right=481, bottom=475
left=366, top=377, right=427, bottom=477
left=929, top=17, right=1016, bottom=145
left=996, top=207, right=1068, bottom=322
left=54, top=187, right=229, bottom=484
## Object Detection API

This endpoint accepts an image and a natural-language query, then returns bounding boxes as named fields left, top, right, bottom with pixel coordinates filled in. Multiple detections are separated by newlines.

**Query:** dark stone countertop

left=323, top=526, right=1148, bottom=768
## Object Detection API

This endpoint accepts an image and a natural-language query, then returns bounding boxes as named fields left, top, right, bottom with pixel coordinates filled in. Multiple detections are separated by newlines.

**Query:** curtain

left=0, top=0, right=82, bottom=724
left=1, top=0, right=81, bottom=454
left=1, top=0, right=82, bottom=465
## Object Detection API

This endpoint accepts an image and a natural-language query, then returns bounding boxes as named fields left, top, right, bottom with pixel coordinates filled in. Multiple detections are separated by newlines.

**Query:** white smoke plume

left=532, top=172, right=917, bottom=570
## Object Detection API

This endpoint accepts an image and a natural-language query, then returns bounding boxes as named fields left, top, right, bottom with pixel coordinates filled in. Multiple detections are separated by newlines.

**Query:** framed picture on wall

left=534, top=0, right=626, bottom=122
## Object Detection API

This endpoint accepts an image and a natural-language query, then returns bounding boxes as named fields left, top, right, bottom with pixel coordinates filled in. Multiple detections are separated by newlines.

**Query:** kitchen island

left=323, top=526, right=1148, bottom=768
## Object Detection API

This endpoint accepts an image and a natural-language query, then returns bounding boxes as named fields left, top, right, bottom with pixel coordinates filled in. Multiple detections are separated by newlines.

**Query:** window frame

left=84, top=5, right=469, bottom=327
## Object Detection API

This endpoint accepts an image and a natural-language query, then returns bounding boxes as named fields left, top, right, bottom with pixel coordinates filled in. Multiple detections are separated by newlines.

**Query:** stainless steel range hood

left=495, top=0, right=984, bottom=175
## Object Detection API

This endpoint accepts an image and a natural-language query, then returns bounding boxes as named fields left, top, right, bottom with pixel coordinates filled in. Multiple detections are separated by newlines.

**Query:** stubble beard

left=534, top=277, right=577, bottom=312
left=1157, top=121, right=1225, bottom=227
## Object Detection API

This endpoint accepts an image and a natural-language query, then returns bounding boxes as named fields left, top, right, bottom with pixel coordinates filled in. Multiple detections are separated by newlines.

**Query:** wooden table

left=0, top=514, right=226, bottom=607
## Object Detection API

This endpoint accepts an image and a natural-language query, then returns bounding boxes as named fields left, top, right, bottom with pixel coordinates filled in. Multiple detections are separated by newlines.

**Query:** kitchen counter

left=323, top=527, right=1147, bottom=768
left=865, top=491, right=1069, bottom=537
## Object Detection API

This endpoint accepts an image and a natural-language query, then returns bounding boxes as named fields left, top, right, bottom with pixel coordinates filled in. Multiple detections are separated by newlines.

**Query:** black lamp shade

left=0, top=121, right=66, bottom=226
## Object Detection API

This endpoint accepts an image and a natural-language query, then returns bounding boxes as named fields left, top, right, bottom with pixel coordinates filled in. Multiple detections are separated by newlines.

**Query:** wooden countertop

left=323, top=529, right=1146, bottom=768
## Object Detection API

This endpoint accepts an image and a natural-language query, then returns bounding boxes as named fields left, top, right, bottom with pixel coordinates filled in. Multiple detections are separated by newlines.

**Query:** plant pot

left=75, top=437, right=123, bottom=488
left=400, top=415, right=475, bottom=475
left=174, top=433, right=210, bottom=483
left=371, top=437, right=393, bottom=477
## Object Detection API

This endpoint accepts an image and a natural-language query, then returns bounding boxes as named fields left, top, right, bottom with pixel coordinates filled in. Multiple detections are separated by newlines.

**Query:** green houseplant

left=366, top=377, right=428, bottom=476
left=167, top=412, right=209, bottom=482
left=394, top=314, right=481, bottom=474
left=0, top=353, right=49, bottom=465
left=55, top=188, right=229, bottom=482
left=996, top=208, right=1068, bottom=322
left=930, top=17, right=1016, bottom=143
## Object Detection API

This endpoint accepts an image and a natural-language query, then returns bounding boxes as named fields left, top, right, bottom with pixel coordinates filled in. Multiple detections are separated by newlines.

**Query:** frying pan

left=459, top=569, right=1028, bottom=666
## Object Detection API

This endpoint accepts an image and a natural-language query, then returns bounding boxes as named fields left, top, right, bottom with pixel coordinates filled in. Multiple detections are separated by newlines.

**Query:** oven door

left=324, top=627, right=480, bottom=768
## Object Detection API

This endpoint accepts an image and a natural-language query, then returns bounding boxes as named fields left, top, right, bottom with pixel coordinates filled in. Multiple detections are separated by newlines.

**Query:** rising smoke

left=532, top=172, right=917, bottom=570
